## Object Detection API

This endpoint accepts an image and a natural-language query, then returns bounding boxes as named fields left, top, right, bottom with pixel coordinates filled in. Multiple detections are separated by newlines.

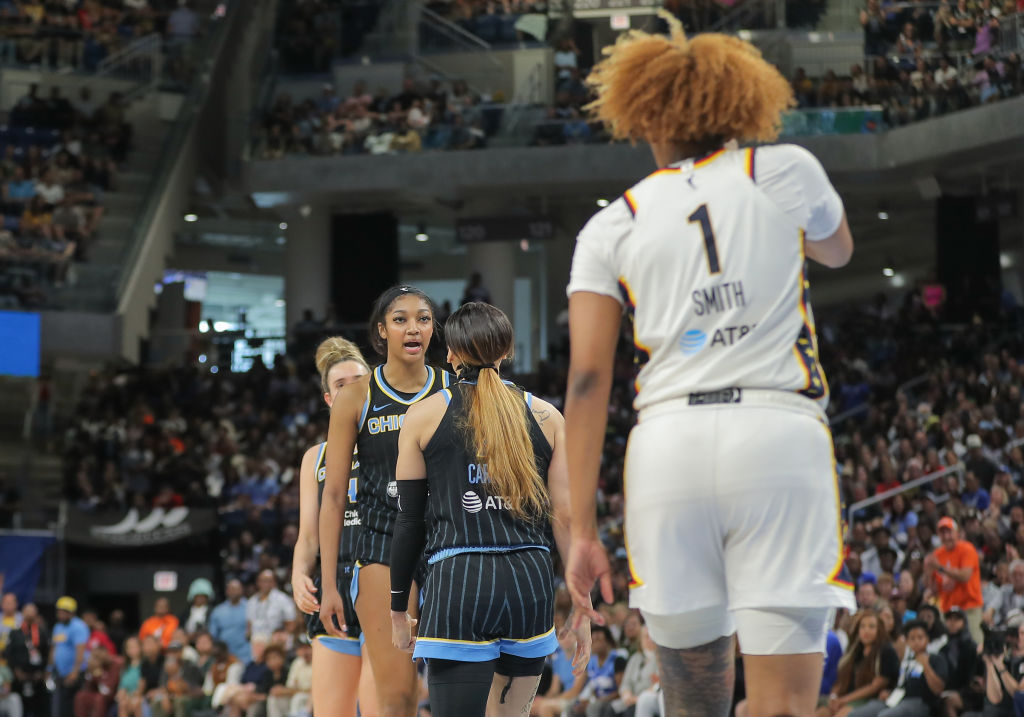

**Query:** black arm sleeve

left=390, top=479, right=428, bottom=612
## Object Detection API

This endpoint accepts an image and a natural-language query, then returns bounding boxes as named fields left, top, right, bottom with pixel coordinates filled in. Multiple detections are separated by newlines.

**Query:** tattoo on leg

left=521, top=680, right=540, bottom=715
left=657, top=635, right=735, bottom=717
left=500, top=677, right=513, bottom=704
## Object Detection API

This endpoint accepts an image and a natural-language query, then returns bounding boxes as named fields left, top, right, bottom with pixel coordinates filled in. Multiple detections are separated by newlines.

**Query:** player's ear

left=377, top=322, right=387, bottom=341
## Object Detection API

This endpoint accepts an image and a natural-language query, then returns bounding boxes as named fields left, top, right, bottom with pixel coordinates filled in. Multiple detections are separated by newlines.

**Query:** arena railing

left=846, top=436, right=1024, bottom=526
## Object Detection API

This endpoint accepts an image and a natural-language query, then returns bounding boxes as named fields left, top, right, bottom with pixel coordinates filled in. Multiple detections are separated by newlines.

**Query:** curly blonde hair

left=586, top=13, right=795, bottom=146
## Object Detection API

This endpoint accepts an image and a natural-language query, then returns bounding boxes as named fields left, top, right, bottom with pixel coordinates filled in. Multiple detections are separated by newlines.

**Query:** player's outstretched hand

left=292, top=573, right=319, bottom=615
left=566, top=537, right=614, bottom=630
left=318, top=588, right=348, bottom=637
left=560, top=607, right=593, bottom=675
left=391, top=611, right=418, bottom=653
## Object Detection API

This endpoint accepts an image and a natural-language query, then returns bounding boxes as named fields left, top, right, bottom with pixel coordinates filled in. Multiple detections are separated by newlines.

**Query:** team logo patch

left=679, top=329, right=707, bottom=355
left=462, top=491, right=483, bottom=514
left=387, top=481, right=398, bottom=499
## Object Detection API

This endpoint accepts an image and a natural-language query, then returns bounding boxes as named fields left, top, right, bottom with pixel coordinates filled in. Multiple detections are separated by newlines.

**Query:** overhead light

left=213, top=321, right=232, bottom=332
left=1001, top=252, right=1013, bottom=269
left=877, top=211, right=889, bottom=220
left=596, top=198, right=610, bottom=207
left=198, top=320, right=209, bottom=333
left=198, top=354, right=207, bottom=363
left=882, top=267, right=895, bottom=277
left=184, top=213, right=198, bottom=222
left=415, top=223, right=429, bottom=242
left=210, top=366, right=219, bottom=374
left=891, top=273, right=906, bottom=288
left=279, top=222, right=288, bottom=230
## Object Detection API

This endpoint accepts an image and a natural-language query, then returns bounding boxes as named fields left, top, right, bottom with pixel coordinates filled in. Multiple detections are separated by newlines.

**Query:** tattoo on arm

left=657, top=635, right=735, bottom=717
left=532, top=408, right=551, bottom=425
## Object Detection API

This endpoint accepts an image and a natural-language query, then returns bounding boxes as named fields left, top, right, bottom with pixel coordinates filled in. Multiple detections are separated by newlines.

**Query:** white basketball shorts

left=622, top=389, right=856, bottom=651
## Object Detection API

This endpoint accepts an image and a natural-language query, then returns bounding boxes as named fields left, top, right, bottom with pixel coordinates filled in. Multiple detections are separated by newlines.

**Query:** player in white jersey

left=563, top=17, right=857, bottom=717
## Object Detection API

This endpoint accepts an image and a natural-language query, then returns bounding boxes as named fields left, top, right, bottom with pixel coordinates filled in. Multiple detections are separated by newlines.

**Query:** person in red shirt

left=82, top=610, right=117, bottom=655
left=925, top=516, right=984, bottom=644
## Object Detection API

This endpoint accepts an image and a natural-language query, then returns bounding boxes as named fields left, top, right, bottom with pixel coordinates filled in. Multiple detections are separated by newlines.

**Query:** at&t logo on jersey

left=680, top=325, right=757, bottom=355
left=462, top=490, right=511, bottom=513
left=462, top=491, right=483, bottom=513
left=680, top=329, right=707, bottom=355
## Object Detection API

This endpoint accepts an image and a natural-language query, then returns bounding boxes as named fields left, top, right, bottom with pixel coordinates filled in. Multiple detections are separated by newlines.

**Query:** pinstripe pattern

left=415, top=550, right=556, bottom=661
left=355, top=366, right=453, bottom=566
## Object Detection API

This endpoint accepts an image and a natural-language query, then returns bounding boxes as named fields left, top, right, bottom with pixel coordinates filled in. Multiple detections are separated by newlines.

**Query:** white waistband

left=638, top=389, right=826, bottom=423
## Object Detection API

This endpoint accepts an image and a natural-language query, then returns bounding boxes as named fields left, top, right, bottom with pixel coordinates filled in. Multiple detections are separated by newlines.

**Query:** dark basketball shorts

left=413, top=548, right=557, bottom=662
left=304, top=563, right=362, bottom=656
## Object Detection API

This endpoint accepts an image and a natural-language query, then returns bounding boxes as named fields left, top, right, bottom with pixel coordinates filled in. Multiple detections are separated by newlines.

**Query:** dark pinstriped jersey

left=314, top=443, right=361, bottom=564
left=422, top=382, right=554, bottom=558
left=355, top=365, right=452, bottom=564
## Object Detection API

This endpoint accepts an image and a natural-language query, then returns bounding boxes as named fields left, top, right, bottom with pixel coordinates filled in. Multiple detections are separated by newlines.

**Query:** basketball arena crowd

left=0, top=285, right=1022, bottom=717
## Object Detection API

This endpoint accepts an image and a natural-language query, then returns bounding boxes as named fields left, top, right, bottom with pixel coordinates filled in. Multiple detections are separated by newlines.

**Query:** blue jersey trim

left=525, top=392, right=533, bottom=409
left=413, top=629, right=557, bottom=662
left=441, top=389, right=452, bottom=406
left=350, top=562, right=361, bottom=606
left=427, top=544, right=550, bottom=565
left=358, top=388, right=370, bottom=432
left=315, top=634, right=361, bottom=656
left=374, top=365, right=436, bottom=405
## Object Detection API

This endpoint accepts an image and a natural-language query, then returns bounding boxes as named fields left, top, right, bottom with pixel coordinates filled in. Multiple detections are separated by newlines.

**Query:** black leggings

left=427, top=654, right=546, bottom=716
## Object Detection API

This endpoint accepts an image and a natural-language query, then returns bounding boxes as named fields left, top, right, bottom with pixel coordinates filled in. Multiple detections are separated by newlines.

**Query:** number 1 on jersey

left=687, top=204, right=721, bottom=275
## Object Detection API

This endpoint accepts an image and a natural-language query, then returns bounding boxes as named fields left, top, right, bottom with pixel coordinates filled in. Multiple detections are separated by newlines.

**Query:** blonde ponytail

left=464, top=367, right=548, bottom=521
left=446, top=302, right=549, bottom=522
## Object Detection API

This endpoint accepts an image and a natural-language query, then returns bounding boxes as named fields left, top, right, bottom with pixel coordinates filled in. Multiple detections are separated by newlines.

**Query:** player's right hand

left=565, top=537, right=614, bottom=629
left=292, top=574, right=319, bottom=615
left=318, top=589, right=348, bottom=637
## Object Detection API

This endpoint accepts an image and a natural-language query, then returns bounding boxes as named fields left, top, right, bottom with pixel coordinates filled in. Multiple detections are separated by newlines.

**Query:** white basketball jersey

left=567, top=144, right=845, bottom=412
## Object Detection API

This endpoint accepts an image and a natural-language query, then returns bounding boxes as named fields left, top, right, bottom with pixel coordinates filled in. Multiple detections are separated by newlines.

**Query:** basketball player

left=388, top=302, right=592, bottom=716
left=291, top=337, right=377, bottom=717
left=319, top=286, right=453, bottom=717
left=562, top=17, right=857, bottom=717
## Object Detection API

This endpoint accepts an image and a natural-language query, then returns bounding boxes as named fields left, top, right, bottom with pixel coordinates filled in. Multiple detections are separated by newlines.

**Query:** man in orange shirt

left=139, top=598, right=179, bottom=649
left=925, top=516, right=984, bottom=644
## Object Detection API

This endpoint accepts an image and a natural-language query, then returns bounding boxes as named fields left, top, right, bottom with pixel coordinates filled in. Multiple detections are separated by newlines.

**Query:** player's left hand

left=391, top=610, right=418, bottom=653
left=561, top=609, right=592, bottom=675
left=565, top=537, right=614, bottom=629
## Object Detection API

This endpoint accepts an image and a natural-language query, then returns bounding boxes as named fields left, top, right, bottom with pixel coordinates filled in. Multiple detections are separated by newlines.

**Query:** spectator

left=971, top=625, right=1024, bottom=717
left=138, top=599, right=179, bottom=650
left=572, top=626, right=624, bottom=717
left=138, top=636, right=164, bottom=702
left=0, top=659, right=21, bottom=717
left=4, top=601, right=49, bottom=717
left=995, top=559, right=1024, bottom=628
left=115, top=637, right=145, bottom=717
left=181, top=579, right=215, bottom=637
left=209, top=581, right=251, bottom=665
left=857, top=580, right=883, bottom=611
left=266, top=639, right=311, bottom=717
left=926, top=517, right=984, bottom=644
left=82, top=612, right=115, bottom=656
left=553, top=36, right=579, bottom=81
left=846, top=620, right=947, bottom=717
left=461, top=271, right=491, bottom=305
left=107, top=611, right=128, bottom=656
left=818, top=610, right=899, bottom=717
left=204, top=640, right=242, bottom=711
left=73, top=647, right=120, bottom=717
left=940, top=607, right=979, bottom=717
left=613, top=626, right=658, bottom=716
left=245, top=571, right=294, bottom=644
left=50, top=596, right=89, bottom=717
left=534, top=625, right=591, bottom=717
left=148, top=642, right=203, bottom=717
left=863, top=527, right=905, bottom=578
left=860, top=0, right=889, bottom=57
left=0, top=594, right=20, bottom=655
left=221, top=639, right=270, bottom=717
